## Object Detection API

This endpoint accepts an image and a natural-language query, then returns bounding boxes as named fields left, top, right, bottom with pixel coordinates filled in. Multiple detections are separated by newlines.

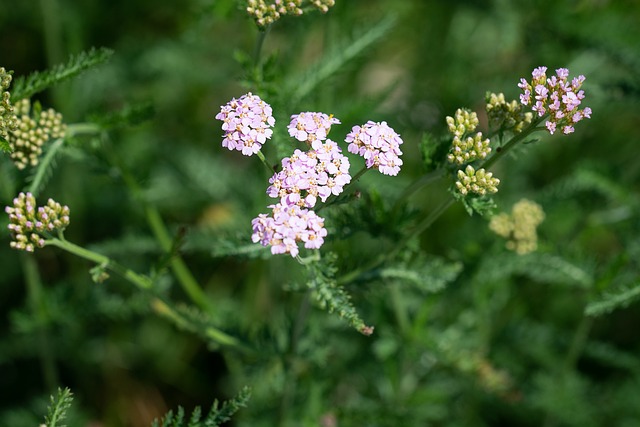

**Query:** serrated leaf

left=0, top=136, right=12, bottom=153
left=585, top=282, right=640, bottom=317
left=12, top=47, right=113, bottom=101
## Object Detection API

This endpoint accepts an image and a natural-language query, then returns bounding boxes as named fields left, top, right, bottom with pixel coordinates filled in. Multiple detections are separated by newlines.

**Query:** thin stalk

left=45, top=237, right=152, bottom=290
left=257, top=149, right=277, bottom=174
left=27, top=138, right=65, bottom=197
left=316, top=166, right=368, bottom=213
left=103, top=142, right=215, bottom=314
left=392, top=169, right=446, bottom=212
left=253, top=25, right=271, bottom=67
left=20, top=253, right=58, bottom=391
left=480, top=117, right=546, bottom=170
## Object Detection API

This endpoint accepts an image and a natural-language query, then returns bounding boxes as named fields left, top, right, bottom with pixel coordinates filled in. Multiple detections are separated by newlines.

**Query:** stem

left=392, top=168, right=446, bottom=213
left=45, top=238, right=153, bottom=290
left=480, top=117, right=546, bottom=170
left=316, top=166, right=368, bottom=213
left=20, top=253, right=58, bottom=392
left=253, top=25, right=271, bottom=67
left=257, top=149, right=277, bottom=174
left=102, top=142, right=215, bottom=314
left=67, top=123, right=102, bottom=136
left=27, top=138, right=65, bottom=197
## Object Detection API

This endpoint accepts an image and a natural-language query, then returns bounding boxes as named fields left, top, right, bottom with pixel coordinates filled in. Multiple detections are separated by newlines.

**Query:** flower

left=518, top=67, right=591, bottom=135
left=266, top=139, right=351, bottom=208
left=251, top=203, right=328, bottom=257
left=215, top=92, right=275, bottom=156
left=287, top=112, right=340, bottom=144
left=5, top=192, right=70, bottom=252
left=489, top=198, right=545, bottom=254
left=346, top=121, right=404, bottom=176
left=446, top=108, right=479, bottom=138
left=455, top=165, right=500, bottom=196
left=485, top=92, right=533, bottom=133
left=8, top=99, right=67, bottom=170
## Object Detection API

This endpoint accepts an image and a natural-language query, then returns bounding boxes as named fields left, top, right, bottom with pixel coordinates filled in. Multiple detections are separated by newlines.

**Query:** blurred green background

left=1, top=0, right=639, bottom=426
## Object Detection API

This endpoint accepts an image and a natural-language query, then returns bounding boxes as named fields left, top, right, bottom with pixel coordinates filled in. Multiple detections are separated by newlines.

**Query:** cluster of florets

left=252, top=203, right=327, bottom=257
left=455, top=165, right=500, bottom=196
left=489, top=198, right=544, bottom=254
left=346, top=121, right=404, bottom=176
left=485, top=92, right=533, bottom=133
left=446, top=109, right=490, bottom=165
left=5, top=192, right=70, bottom=252
left=518, top=67, right=592, bottom=135
left=288, top=112, right=340, bottom=144
left=215, top=92, right=275, bottom=156
left=0, top=67, right=18, bottom=141
left=217, top=93, right=403, bottom=257
left=8, top=99, right=67, bottom=169
left=246, top=0, right=335, bottom=27
left=267, top=140, right=351, bottom=208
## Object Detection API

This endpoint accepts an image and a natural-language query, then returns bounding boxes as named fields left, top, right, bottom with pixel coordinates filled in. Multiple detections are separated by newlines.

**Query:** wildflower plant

left=3, top=3, right=640, bottom=427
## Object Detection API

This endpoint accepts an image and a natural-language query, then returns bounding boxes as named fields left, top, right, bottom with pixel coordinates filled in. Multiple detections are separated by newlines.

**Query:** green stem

left=45, top=237, right=152, bottom=290
left=316, top=166, right=368, bottom=213
left=480, top=117, right=546, bottom=170
left=67, top=123, right=102, bottom=136
left=253, top=25, right=271, bottom=67
left=26, top=138, right=65, bottom=196
left=257, top=149, right=277, bottom=174
left=20, top=253, right=58, bottom=392
left=103, top=143, right=215, bottom=314
left=391, top=168, right=446, bottom=214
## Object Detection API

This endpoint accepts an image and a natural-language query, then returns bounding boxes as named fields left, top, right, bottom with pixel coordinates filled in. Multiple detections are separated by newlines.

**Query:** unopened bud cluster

left=0, top=67, right=18, bottom=141
left=8, top=99, right=67, bottom=169
left=246, top=0, right=335, bottom=27
left=446, top=108, right=491, bottom=165
left=455, top=165, right=500, bottom=196
left=485, top=92, right=533, bottom=133
left=489, top=198, right=544, bottom=254
left=5, top=192, right=70, bottom=252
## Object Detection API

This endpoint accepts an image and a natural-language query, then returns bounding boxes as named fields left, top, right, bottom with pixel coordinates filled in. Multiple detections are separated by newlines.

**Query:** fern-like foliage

left=306, top=252, right=373, bottom=335
left=285, top=14, right=396, bottom=102
left=366, top=256, right=463, bottom=294
left=0, top=137, right=12, bottom=153
left=11, top=47, right=113, bottom=101
left=585, top=281, right=640, bottom=316
left=43, top=388, right=74, bottom=427
left=150, top=386, right=251, bottom=427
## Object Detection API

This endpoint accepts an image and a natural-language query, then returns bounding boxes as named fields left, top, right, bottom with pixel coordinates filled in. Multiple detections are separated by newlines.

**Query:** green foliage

left=586, top=281, right=640, bottom=316
left=88, top=102, right=155, bottom=130
left=285, top=14, right=396, bottom=102
left=24, top=137, right=65, bottom=196
left=11, top=47, right=113, bottom=101
left=0, top=136, right=12, bottom=153
left=151, top=387, right=251, bottom=427
left=43, top=388, right=74, bottom=427
left=305, top=253, right=372, bottom=334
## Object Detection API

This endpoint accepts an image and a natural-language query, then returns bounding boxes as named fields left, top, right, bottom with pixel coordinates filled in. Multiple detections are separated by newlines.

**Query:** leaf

left=585, top=282, right=640, bottom=317
left=88, top=102, right=155, bottom=130
left=11, top=47, right=114, bottom=101
left=24, top=137, right=65, bottom=197
left=285, top=14, right=396, bottom=102
left=43, top=388, right=74, bottom=427
left=0, top=136, right=13, bottom=153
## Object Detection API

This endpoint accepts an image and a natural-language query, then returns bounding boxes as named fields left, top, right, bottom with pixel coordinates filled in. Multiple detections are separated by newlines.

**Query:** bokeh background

left=1, top=0, right=639, bottom=426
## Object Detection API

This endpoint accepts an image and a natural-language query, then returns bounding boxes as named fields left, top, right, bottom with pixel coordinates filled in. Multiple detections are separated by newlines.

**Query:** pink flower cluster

left=518, top=67, right=592, bottom=135
left=252, top=203, right=327, bottom=258
left=254, top=134, right=351, bottom=257
left=346, top=121, right=404, bottom=176
left=267, top=139, right=351, bottom=208
left=215, top=92, right=275, bottom=155
left=288, top=112, right=340, bottom=144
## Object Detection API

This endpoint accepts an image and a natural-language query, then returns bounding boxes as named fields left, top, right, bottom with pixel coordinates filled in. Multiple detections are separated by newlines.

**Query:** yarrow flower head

left=267, top=139, right=351, bottom=208
left=455, top=165, right=500, bottom=196
left=8, top=99, right=67, bottom=170
left=0, top=67, right=18, bottom=142
left=215, top=92, right=275, bottom=156
left=485, top=92, right=533, bottom=133
left=489, top=198, right=545, bottom=254
left=445, top=108, right=491, bottom=165
left=246, top=0, right=335, bottom=28
left=5, top=192, right=70, bottom=252
left=251, top=202, right=327, bottom=257
left=518, top=66, right=591, bottom=135
left=288, top=112, right=340, bottom=144
left=346, top=121, right=404, bottom=176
